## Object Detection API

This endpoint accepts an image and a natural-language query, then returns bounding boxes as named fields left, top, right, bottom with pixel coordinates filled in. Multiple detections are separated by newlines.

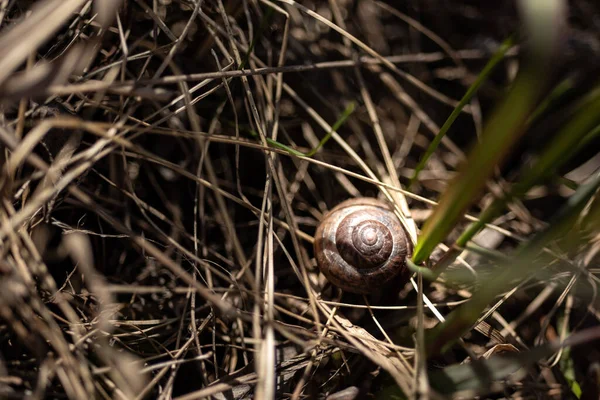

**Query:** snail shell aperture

left=314, top=198, right=412, bottom=294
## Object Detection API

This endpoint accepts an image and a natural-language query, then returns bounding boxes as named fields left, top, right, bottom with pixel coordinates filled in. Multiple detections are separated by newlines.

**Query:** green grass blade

left=240, top=5, right=275, bottom=70
left=247, top=102, right=356, bottom=157
left=526, top=76, right=575, bottom=124
left=431, top=90, right=600, bottom=275
left=408, top=36, right=514, bottom=189
left=412, top=0, right=566, bottom=265
left=455, top=87, right=600, bottom=248
left=558, top=317, right=583, bottom=398
left=425, top=170, right=600, bottom=355
left=412, top=71, right=547, bottom=264
left=304, top=102, right=355, bottom=157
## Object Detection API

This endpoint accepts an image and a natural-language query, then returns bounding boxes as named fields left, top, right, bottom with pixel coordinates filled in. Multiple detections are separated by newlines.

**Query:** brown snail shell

left=314, top=198, right=412, bottom=294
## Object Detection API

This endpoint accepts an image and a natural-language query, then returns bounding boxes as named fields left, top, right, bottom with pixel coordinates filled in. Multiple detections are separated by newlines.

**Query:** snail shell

left=314, top=198, right=412, bottom=294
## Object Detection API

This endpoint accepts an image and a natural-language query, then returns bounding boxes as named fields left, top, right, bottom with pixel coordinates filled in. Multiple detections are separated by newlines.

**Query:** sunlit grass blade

left=431, top=87, right=600, bottom=274
left=558, top=319, right=582, bottom=398
left=425, top=170, right=600, bottom=355
left=408, top=36, right=514, bottom=189
left=412, top=0, right=567, bottom=265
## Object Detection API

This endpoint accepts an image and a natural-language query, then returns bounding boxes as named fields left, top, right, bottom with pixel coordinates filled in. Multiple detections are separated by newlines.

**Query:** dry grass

left=1, top=1, right=599, bottom=399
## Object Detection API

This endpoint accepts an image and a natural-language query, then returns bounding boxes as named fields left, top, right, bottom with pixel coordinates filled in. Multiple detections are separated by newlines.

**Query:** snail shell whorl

left=314, top=198, right=411, bottom=294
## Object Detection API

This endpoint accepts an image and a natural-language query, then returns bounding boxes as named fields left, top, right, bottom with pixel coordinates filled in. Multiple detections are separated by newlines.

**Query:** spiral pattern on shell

left=314, top=198, right=411, bottom=294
